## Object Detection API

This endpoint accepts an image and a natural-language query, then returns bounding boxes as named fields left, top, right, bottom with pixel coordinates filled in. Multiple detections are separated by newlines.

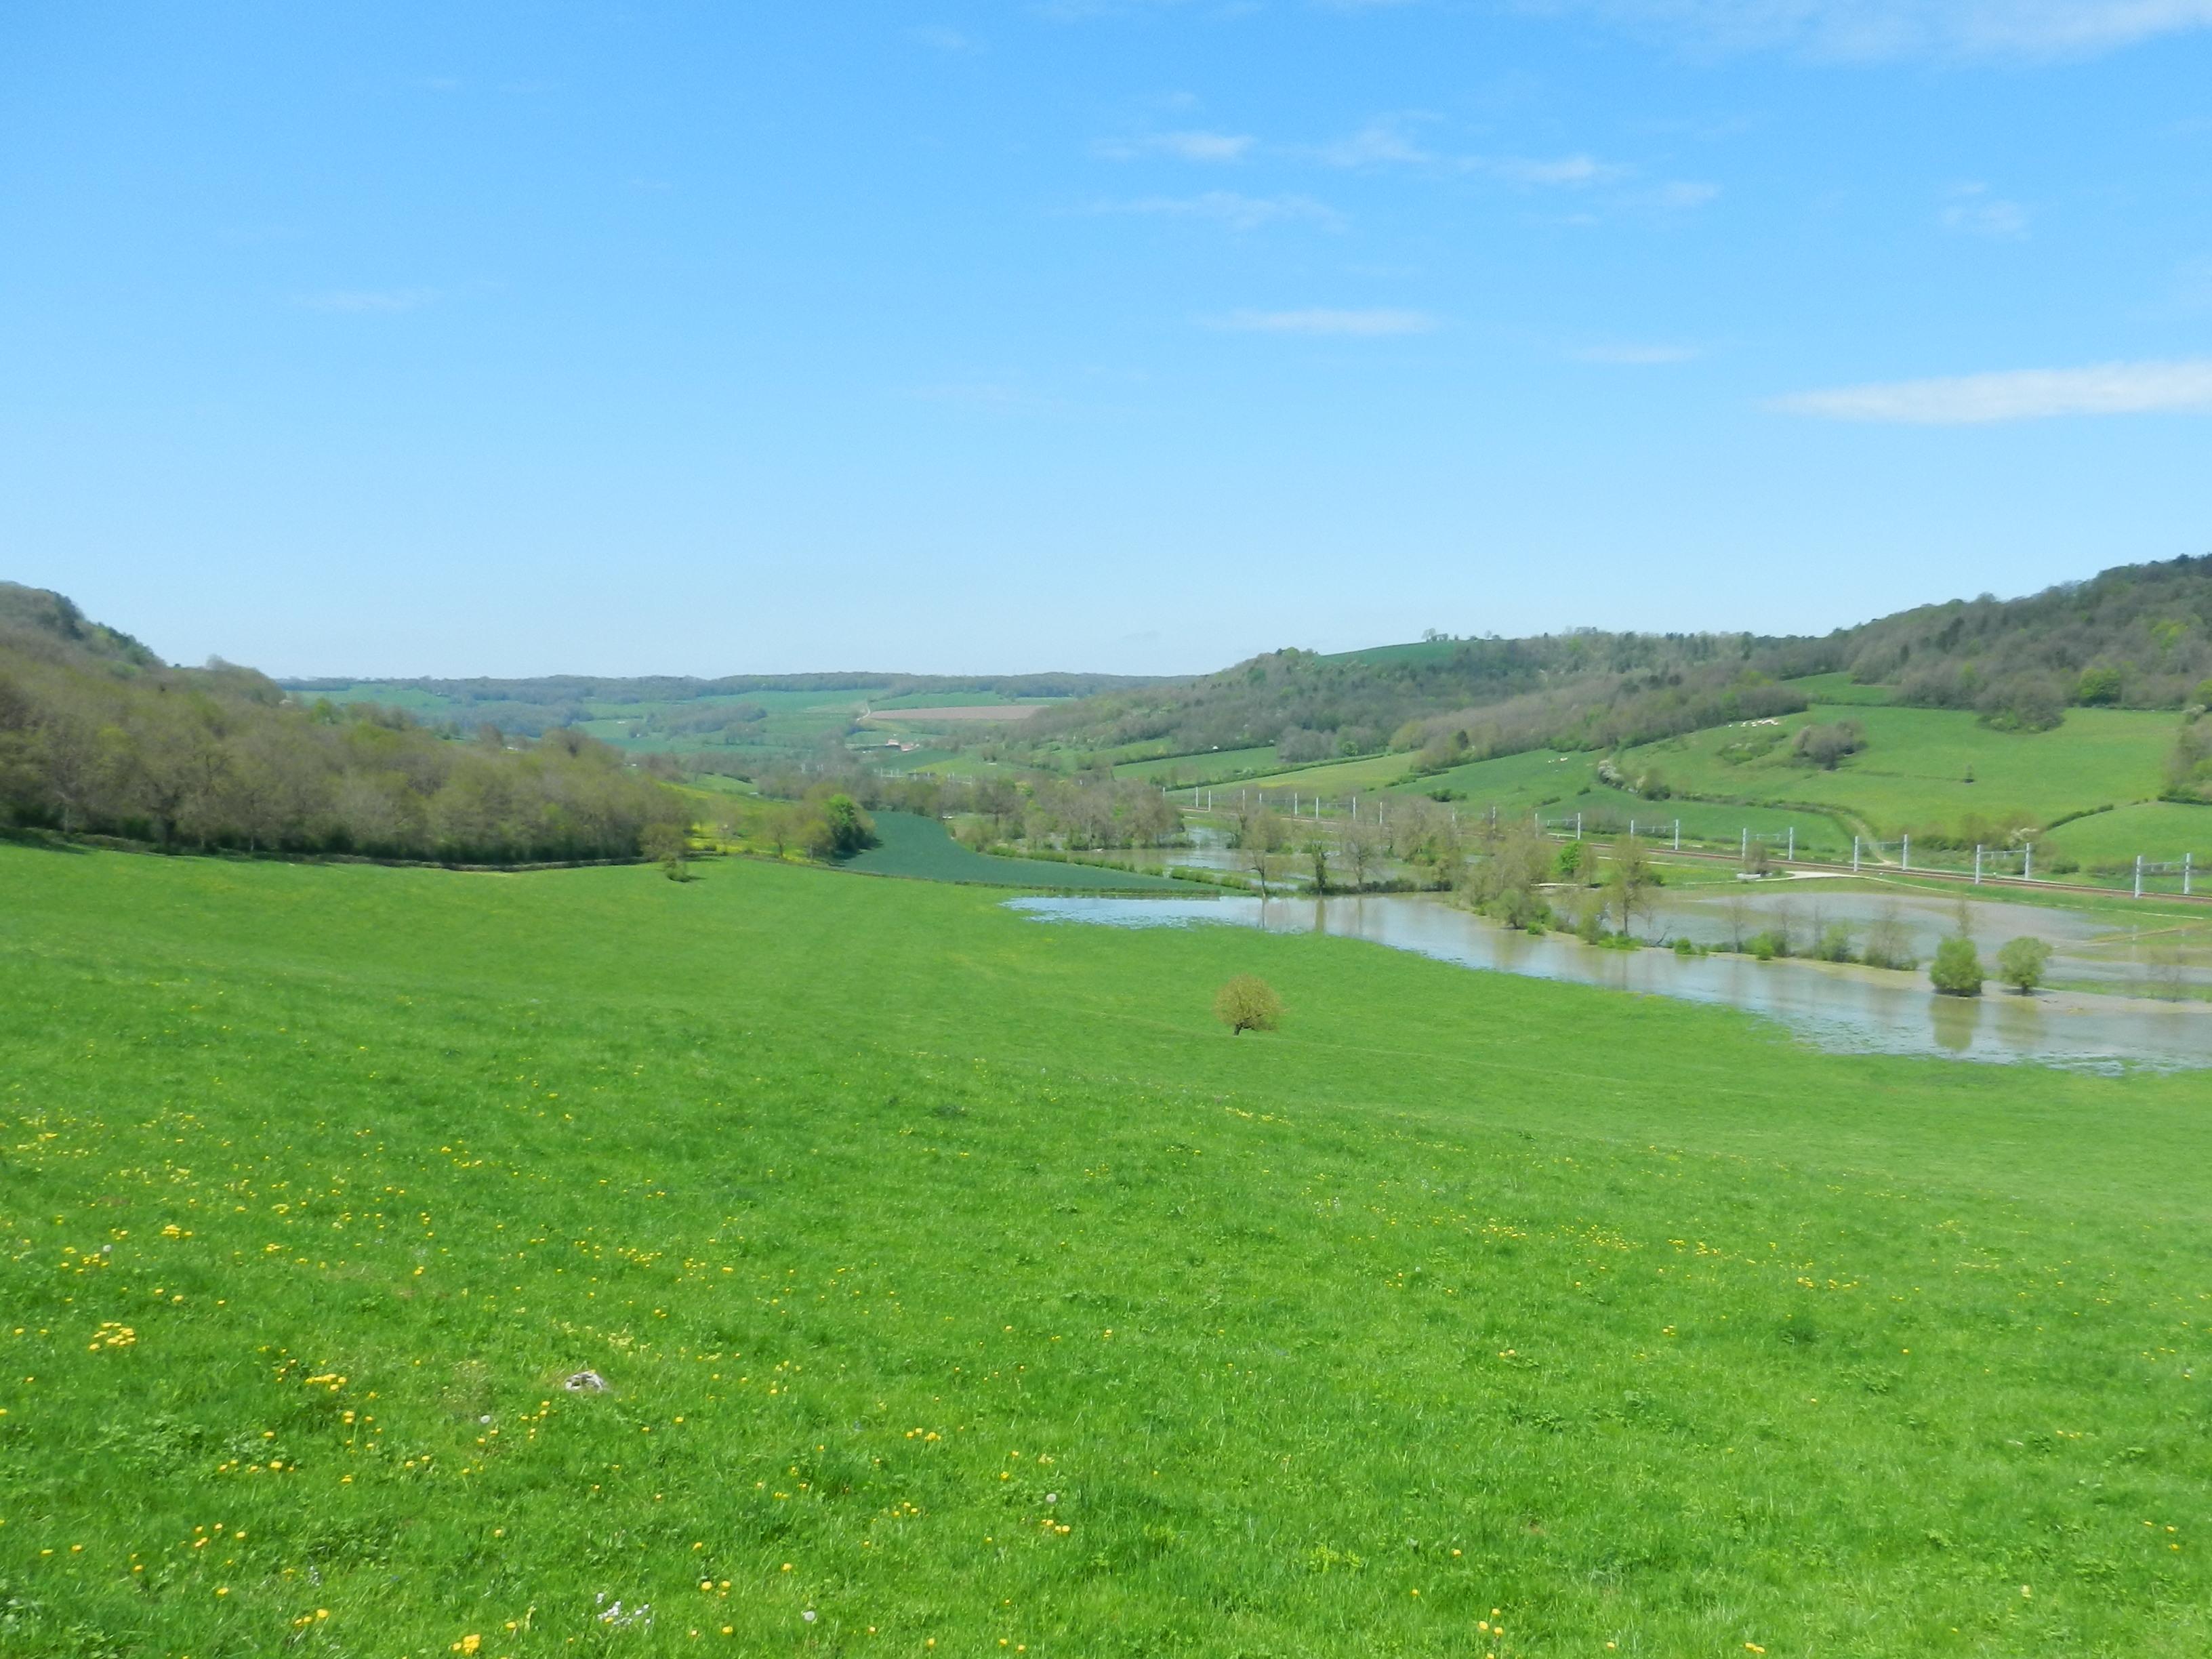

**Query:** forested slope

left=0, top=583, right=685, bottom=863
left=1027, top=555, right=2212, bottom=769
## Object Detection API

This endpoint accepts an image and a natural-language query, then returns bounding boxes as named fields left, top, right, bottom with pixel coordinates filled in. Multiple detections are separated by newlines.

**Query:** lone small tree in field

left=641, top=822, right=691, bottom=880
left=1996, top=935, right=2051, bottom=995
left=1214, top=975, right=1282, bottom=1036
left=1930, top=933, right=1984, bottom=997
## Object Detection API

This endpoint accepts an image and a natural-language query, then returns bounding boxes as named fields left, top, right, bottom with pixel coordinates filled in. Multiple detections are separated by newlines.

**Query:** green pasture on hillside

left=1227, top=750, right=1418, bottom=797
left=2039, top=801, right=2212, bottom=869
left=1109, top=745, right=1279, bottom=786
left=3, top=846, right=2211, bottom=1656
left=1620, top=705, right=2181, bottom=840
left=838, top=811, right=1192, bottom=891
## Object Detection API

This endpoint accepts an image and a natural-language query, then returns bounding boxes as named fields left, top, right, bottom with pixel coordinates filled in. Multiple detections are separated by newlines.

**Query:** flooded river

left=1008, top=887, right=2212, bottom=1071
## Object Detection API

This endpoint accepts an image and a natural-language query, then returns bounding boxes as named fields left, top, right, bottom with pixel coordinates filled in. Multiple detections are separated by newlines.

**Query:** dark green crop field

left=840, top=813, right=1193, bottom=892
left=1, top=844, right=2208, bottom=1657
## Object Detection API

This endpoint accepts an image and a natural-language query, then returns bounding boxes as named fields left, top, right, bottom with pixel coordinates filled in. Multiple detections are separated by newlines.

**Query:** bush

left=2075, top=665, right=2123, bottom=705
left=1930, top=935, right=1984, bottom=997
left=640, top=823, right=691, bottom=880
left=1214, top=975, right=1283, bottom=1036
left=1996, top=936, right=2051, bottom=995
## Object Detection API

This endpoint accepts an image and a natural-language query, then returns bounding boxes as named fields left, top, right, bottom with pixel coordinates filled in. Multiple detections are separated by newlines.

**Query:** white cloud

left=1315, top=119, right=1436, bottom=167
left=1940, top=183, right=2028, bottom=237
left=1094, top=129, right=1256, bottom=162
left=1485, top=154, right=1616, bottom=186
left=1093, top=191, right=1340, bottom=230
left=907, top=24, right=981, bottom=51
left=1773, top=357, right=2212, bottom=422
left=1211, top=307, right=1437, bottom=335
left=295, top=288, right=436, bottom=314
left=1314, top=121, right=1636, bottom=190
left=1573, top=342, right=1701, bottom=363
left=1645, top=179, right=1721, bottom=209
left=1548, top=0, right=2212, bottom=59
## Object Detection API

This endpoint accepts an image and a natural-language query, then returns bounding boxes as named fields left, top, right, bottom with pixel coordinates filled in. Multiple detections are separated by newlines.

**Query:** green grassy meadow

left=3, top=845, right=2211, bottom=1657
left=1618, top=708, right=2178, bottom=840
left=838, top=814, right=1193, bottom=892
left=1109, top=747, right=1280, bottom=787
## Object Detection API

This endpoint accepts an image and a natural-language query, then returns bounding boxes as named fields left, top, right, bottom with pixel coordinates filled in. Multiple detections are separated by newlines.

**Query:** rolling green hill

left=5, top=843, right=2211, bottom=1655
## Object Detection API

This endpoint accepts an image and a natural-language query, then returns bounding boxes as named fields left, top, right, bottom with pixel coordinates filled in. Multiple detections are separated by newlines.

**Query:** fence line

left=1165, top=783, right=2203, bottom=897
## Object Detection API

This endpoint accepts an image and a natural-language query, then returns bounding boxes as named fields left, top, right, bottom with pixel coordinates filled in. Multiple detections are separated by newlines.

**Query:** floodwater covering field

left=1011, top=884, right=2212, bottom=1070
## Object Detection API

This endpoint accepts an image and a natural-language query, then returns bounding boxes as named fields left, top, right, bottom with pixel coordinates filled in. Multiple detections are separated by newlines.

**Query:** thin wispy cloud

left=1940, top=183, right=2028, bottom=237
left=1574, top=342, right=1700, bottom=363
left=295, top=288, right=437, bottom=314
left=1549, top=0, right=2212, bottom=60
left=1645, top=179, right=1720, bottom=209
left=1094, top=129, right=1256, bottom=162
left=1485, top=153, right=1620, bottom=186
left=1774, top=358, right=2212, bottom=422
left=1211, top=307, right=1437, bottom=335
left=907, top=24, right=981, bottom=52
left=1315, top=118, right=1435, bottom=167
left=1311, top=120, right=1637, bottom=192
left=1092, top=191, right=1340, bottom=230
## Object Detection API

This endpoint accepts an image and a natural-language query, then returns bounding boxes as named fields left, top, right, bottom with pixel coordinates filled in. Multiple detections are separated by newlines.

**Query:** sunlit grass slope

left=1620, top=706, right=2177, bottom=837
left=3, top=846, right=2210, bottom=1656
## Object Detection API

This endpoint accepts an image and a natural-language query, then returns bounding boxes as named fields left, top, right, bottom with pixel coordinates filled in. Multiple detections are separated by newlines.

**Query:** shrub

left=1996, top=936, right=2052, bottom=995
left=1213, top=975, right=1283, bottom=1036
left=640, top=823, right=691, bottom=880
left=2075, top=665, right=2123, bottom=705
left=1930, top=936, right=1984, bottom=997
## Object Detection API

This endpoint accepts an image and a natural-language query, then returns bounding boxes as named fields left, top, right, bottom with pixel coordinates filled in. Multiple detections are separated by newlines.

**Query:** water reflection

left=1007, top=891, right=2211, bottom=1071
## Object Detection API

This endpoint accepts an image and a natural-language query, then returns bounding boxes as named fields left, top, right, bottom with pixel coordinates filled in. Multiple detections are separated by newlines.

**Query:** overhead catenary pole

left=1786, top=827, right=1795, bottom=862
left=2024, top=842, right=2032, bottom=881
left=1902, top=834, right=1910, bottom=873
left=2135, top=854, right=2144, bottom=900
left=1852, top=835, right=1860, bottom=873
left=1673, top=819, right=1681, bottom=852
left=2187, top=851, right=2194, bottom=897
left=1974, top=844, right=1983, bottom=885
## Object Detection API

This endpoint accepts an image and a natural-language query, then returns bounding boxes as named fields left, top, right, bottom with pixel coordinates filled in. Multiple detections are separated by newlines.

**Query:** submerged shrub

left=1930, top=936, right=1984, bottom=997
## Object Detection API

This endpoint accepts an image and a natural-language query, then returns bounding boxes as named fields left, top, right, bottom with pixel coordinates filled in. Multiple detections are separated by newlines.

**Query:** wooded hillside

left=0, top=583, right=686, bottom=863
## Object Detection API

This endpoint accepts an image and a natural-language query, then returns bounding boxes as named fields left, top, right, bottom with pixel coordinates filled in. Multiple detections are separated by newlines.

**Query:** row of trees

left=0, top=629, right=687, bottom=863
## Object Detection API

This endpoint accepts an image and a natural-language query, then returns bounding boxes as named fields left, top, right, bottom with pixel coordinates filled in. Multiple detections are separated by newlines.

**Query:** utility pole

left=1673, top=819, right=1681, bottom=851
left=2024, top=843, right=2032, bottom=881
left=1786, top=827, right=1795, bottom=862
left=1901, top=834, right=1910, bottom=873
left=1851, top=835, right=1860, bottom=873
left=2135, top=854, right=2144, bottom=899
left=1973, top=844, right=1983, bottom=885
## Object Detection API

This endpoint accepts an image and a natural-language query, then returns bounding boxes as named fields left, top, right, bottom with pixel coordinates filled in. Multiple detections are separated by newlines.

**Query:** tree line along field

left=4, top=843, right=2210, bottom=1656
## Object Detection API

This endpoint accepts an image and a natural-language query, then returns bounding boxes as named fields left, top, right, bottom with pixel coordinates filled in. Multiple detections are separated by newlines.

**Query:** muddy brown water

left=1008, top=888, right=2212, bottom=1071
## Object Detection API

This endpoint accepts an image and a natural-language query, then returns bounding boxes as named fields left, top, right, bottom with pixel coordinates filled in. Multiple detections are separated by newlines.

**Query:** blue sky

left=3, top=2, right=2209, bottom=676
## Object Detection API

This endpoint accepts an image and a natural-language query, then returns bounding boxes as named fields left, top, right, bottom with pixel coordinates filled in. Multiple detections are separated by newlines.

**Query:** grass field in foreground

left=837, top=812, right=1193, bottom=891
left=3, top=846, right=2210, bottom=1656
